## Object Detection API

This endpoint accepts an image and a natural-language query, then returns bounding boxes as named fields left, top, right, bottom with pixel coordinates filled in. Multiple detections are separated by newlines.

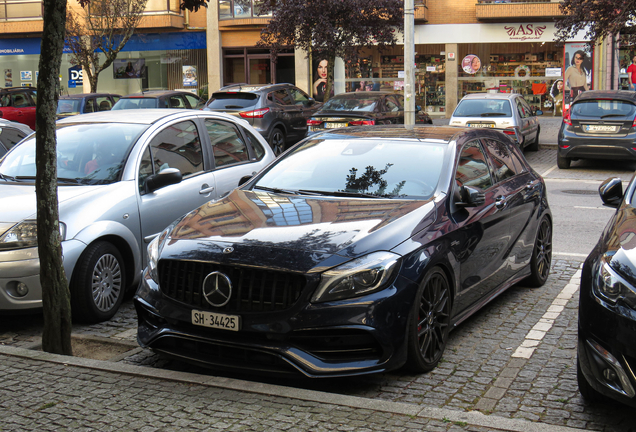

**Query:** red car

left=0, top=87, right=37, bottom=130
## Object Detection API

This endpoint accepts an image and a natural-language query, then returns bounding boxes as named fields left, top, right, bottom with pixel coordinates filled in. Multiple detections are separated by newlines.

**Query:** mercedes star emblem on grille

left=202, top=271, right=233, bottom=307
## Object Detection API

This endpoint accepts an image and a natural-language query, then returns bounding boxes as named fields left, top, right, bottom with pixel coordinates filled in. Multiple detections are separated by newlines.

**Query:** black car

left=558, top=90, right=636, bottom=169
left=307, top=91, right=432, bottom=135
left=135, top=125, right=552, bottom=378
left=112, top=90, right=205, bottom=111
left=56, top=93, right=121, bottom=120
left=0, top=118, right=32, bottom=157
left=204, top=83, right=322, bottom=156
left=578, top=176, right=636, bottom=407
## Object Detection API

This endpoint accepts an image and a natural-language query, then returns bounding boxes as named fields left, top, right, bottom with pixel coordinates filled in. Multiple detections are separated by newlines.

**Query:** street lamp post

left=404, top=0, right=415, bottom=127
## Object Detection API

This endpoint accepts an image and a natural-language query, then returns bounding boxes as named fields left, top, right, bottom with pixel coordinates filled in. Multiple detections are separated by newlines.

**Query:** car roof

left=311, top=124, right=487, bottom=143
left=0, top=87, right=36, bottom=93
left=216, top=83, right=294, bottom=93
left=54, top=108, right=243, bottom=126
left=59, top=93, right=120, bottom=99
left=459, top=93, right=518, bottom=101
left=120, top=90, right=196, bottom=98
left=573, top=90, right=636, bottom=103
left=0, top=118, right=33, bottom=133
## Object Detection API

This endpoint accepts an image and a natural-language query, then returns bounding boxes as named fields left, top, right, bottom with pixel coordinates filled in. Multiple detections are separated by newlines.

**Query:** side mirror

left=238, top=175, right=252, bottom=187
left=456, top=185, right=485, bottom=208
left=144, top=168, right=182, bottom=193
left=599, top=177, right=623, bottom=208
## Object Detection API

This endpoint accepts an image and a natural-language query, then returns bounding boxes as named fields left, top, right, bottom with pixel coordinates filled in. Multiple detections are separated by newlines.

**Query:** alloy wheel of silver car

left=70, top=241, right=126, bottom=323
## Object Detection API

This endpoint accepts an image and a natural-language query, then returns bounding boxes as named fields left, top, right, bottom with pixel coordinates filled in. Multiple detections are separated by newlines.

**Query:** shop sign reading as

left=504, top=25, right=547, bottom=41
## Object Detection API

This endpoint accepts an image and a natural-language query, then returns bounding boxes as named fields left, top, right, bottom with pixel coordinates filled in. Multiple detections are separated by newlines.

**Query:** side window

left=456, top=141, right=493, bottom=190
left=185, top=94, right=202, bottom=109
left=84, top=98, right=97, bottom=113
left=269, top=90, right=293, bottom=105
left=168, top=96, right=186, bottom=109
left=30, top=90, right=37, bottom=105
left=520, top=98, right=534, bottom=117
left=482, top=138, right=517, bottom=182
left=243, top=128, right=265, bottom=161
left=96, top=97, right=112, bottom=111
left=288, top=88, right=310, bottom=106
left=385, top=96, right=400, bottom=112
left=147, top=120, right=203, bottom=178
left=205, top=119, right=249, bottom=168
left=0, top=127, right=26, bottom=152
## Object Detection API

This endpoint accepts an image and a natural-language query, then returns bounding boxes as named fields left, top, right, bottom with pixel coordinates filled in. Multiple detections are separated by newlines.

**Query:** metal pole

left=404, top=0, right=415, bottom=128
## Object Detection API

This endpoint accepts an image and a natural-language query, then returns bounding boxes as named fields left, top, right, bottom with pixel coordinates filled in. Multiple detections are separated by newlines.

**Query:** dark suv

left=0, top=87, right=37, bottom=130
left=204, top=83, right=322, bottom=155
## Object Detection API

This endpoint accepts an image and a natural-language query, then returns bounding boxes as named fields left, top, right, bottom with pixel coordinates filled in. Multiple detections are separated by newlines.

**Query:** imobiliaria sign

left=504, top=24, right=547, bottom=41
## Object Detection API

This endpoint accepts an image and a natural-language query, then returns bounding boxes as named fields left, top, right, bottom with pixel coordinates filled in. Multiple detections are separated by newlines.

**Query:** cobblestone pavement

left=2, top=147, right=636, bottom=431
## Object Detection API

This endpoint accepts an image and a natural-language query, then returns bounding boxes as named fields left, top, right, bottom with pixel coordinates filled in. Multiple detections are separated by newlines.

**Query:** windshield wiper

left=0, top=173, right=16, bottom=181
left=253, top=185, right=300, bottom=195
left=299, top=189, right=380, bottom=198
left=57, top=178, right=82, bottom=185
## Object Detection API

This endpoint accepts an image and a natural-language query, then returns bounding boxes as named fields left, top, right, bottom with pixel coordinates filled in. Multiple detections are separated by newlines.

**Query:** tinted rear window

left=206, top=93, right=259, bottom=109
left=571, top=100, right=636, bottom=118
left=453, top=99, right=513, bottom=117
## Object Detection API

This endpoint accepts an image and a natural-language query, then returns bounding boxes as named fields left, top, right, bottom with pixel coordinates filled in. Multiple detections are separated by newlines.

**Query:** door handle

left=199, top=184, right=215, bottom=194
left=495, top=195, right=507, bottom=209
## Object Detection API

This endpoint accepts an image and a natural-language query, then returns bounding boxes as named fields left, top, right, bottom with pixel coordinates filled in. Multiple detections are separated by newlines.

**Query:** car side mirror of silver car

left=144, top=168, right=182, bottom=194
left=455, top=185, right=486, bottom=208
left=599, top=177, right=623, bottom=208
left=238, top=175, right=253, bottom=187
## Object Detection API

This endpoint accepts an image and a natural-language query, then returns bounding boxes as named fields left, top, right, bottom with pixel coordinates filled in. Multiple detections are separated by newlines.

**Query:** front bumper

left=135, top=268, right=417, bottom=377
left=577, top=260, right=636, bottom=407
left=0, top=239, right=86, bottom=311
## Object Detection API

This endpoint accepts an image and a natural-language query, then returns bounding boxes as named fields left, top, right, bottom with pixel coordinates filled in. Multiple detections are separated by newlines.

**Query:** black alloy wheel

left=406, top=267, right=451, bottom=373
left=70, top=241, right=126, bottom=323
left=525, top=215, right=552, bottom=287
left=268, top=127, right=286, bottom=156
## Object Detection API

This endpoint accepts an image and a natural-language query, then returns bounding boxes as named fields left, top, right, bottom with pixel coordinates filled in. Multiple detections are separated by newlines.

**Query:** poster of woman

left=312, top=57, right=333, bottom=102
left=563, top=43, right=593, bottom=111
left=461, top=55, right=481, bottom=74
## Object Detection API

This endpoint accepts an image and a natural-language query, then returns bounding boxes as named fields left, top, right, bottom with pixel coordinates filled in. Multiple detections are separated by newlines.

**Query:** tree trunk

left=37, top=0, right=72, bottom=356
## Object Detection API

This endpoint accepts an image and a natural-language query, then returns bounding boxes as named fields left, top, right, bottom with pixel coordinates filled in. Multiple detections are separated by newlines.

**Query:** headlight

left=595, top=255, right=636, bottom=310
left=311, top=252, right=401, bottom=303
left=147, top=225, right=172, bottom=283
left=0, top=220, right=66, bottom=251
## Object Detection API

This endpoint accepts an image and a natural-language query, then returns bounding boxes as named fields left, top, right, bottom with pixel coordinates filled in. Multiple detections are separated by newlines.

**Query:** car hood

left=161, top=189, right=436, bottom=273
left=0, top=183, right=106, bottom=223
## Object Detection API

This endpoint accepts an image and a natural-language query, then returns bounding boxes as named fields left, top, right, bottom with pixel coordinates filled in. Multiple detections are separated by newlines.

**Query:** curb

left=0, top=344, right=586, bottom=432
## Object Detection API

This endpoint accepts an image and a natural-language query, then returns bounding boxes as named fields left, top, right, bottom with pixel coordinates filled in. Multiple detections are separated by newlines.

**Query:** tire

left=524, top=215, right=552, bottom=287
left=70, top=241, right=125, bottom=324
left=405, top=267, right=451, bottom=373
left=557, top=153, right=571, bottom=169
left=577, top=355, right=608, bottom=404
left=526, top=127, right=540, bottom=152
left=268, top=127, right=286, bottom=156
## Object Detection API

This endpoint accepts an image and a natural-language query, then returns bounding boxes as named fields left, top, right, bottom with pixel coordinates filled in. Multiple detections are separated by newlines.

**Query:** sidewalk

left=0, top=345, right=586, bottom=432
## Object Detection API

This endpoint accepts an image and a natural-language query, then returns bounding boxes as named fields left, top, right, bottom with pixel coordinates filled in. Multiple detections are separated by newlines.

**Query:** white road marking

left=574, top=206, right=614, bottom=211
left=554, top=252, right=588, bottom=258
left=540, top=165, right=558, bottom=177
left=512, top=266, right=582, bottom=359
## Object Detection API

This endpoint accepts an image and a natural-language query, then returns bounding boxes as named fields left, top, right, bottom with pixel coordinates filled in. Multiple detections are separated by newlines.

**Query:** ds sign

left=68, top=65, right=83, bottom=85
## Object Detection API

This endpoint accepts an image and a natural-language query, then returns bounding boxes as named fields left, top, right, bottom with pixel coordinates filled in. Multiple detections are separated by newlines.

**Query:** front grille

left=159, top=260, right=306, bottom=313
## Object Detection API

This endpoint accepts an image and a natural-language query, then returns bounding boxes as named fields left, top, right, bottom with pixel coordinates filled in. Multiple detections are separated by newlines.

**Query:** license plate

left=192, top=310, right=240, bottom=331
left=585, top=125, right=618, bottom=133
left=325, top=122, right=348, bottom=128
left=467, top=123, right=494, bottom=128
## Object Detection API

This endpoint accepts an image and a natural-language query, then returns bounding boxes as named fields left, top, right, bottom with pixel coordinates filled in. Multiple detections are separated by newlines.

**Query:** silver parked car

left=0, top=109, right=275, bottom=323
left=449, top=93, right=542, bottom=151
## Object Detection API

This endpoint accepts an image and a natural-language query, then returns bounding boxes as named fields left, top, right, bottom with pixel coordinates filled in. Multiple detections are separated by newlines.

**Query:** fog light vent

left=6, top=281, right=29, bottom=298
left=587, top=339, right=636, bottom=398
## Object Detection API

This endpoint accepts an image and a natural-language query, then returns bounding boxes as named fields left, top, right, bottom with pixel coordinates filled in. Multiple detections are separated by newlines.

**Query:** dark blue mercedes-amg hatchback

left=135, top=125, right=552, bottom=377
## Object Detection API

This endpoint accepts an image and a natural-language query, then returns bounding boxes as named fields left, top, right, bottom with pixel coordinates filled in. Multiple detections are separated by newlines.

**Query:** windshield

left=57, top=99, right=82, bottom=115
left=453, top=99, right=513, bottom=117
left=321, top=97, right=379, bottom=112
left=206, top=93, right=259, bottom=109
left=252, top=137, right=447, bottom=199
left=112, top=98, right=163, bottom=110
left=571, top=99, right=636, bottom=118
left=0, top=122, right=147, bottom=185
